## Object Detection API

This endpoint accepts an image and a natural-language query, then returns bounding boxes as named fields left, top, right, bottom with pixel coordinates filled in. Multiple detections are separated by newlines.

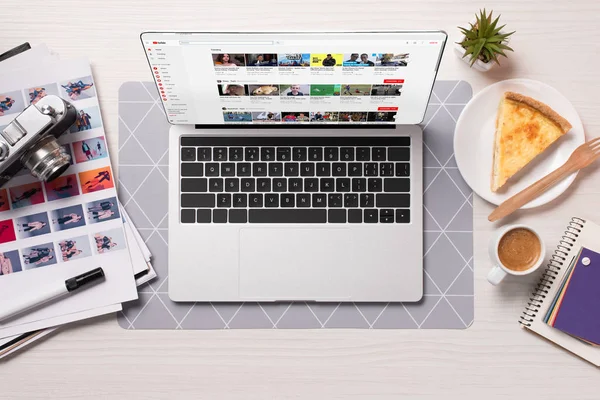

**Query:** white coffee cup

left=487, top=224, right=546, bottom=285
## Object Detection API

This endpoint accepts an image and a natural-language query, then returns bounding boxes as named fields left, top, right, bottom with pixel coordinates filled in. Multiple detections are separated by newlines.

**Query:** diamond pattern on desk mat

left=117, top=80, right=473, bottom=329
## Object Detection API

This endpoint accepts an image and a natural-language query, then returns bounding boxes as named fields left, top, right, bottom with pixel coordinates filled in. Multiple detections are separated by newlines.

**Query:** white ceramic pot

left=453, top=41, right=497, bottom=72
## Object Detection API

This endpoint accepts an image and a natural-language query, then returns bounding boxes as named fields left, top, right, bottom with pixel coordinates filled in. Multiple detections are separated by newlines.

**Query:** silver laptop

left=140, top=31, right=446, bottom=302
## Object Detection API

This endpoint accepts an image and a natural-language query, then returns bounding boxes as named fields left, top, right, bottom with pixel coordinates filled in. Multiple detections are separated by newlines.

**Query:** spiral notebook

left=520, top=217, right=600, bottom=366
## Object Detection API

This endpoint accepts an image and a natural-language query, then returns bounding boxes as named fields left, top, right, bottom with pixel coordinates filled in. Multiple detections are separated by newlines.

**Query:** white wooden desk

left=3, top=1, right=600, bottom=398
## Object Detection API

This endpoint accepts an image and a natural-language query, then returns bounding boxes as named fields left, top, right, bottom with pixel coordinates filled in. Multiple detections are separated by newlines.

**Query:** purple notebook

left=553, top=247, right=600, bottom=345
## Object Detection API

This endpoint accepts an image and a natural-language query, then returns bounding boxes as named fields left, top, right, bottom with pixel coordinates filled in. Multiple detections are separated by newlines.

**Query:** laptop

left=140, top=31, right=447, bottom=302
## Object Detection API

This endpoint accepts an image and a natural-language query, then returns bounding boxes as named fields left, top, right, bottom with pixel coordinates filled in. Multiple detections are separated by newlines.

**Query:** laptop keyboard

left=179, top=137, right=411, bottom=224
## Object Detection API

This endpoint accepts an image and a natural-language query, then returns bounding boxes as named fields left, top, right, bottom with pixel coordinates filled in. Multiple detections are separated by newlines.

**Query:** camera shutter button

left=0, top=141, right=9, bottom=161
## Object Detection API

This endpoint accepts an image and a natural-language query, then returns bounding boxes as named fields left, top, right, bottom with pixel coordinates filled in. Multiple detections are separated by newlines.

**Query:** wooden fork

left=489, top=137, right=600, bottom=222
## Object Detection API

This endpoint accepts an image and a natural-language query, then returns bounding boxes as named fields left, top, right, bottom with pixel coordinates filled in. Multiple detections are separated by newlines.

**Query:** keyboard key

left=328, top=194, right=342, bottom=207
left=308, top=147, right=323, bottom=161
left=316, top=163, right=331, bottom=176
left=233, top=193, right=247, bottom=207
left=360, top=193, right=374, bottom=208
left=196, top=209, right=211, bottom=223
left=344, top=193, right=359, bottom=208
left=181, top=147, right=196, bottom=161
left=293, top=147, right=307, bottom=161
left=376, top=194, right=410, bottom=208
left=384, top=178, right=410, bottom=192
left=348, top=209, right=362, bottom=223
left=388, top=147, right=410, bottom=161
left=249, top=194, right=263, bottom=207
left=277, top=147, right=291, bottom=161
left=368, top=178, right=382, bottom=192
left=229, top=209, right=247, bottom=223
left=300, top=163, right=315, bottom=176
left=364, top=163, right=378, bottom=176
left=273, top=178, right=287, bottom=192
left=380, top=163, right=394, bottom=176
left=325, top=147, right=338, bottom=161
left=380, top=209, right=394, bottom=223
left=181, top=209, right=195, bottom=223
left=364, top=209, right=378, bottom=223
left=372, top=147, right=386, bottom=161
left=288, top=178, right=303, bottom=192
left=348, top=163, right=362, bottom=176
left=396, top=163, right=410, bottom=177
left=181, top=163, right=204, bottom=177
left=265, top=193, right=279, bottom=207
left=269, top=163, right=283, bottom=177
left=340, top=147, right=354, bottom=161
left=285, top=163, right=299, bottom=177
left=245, top=147, right=259, bottom=161
left=297, top=194, right=311, bottom=207
left=320, top=178, right=334, bottom=192
left=209, top=178, right=223, bottom=192
left=336, top=178, right=350, bottom=192
left=181, top=178, right=207, bottom=192
left=357, top=147, right=370, bottom=161
left=197, top=148, right=211, bottom=161
left=205, top=163, right=219, bottom=177
left=214, top=147, right=227, bottom=161
left=221, top=163, right=235, bottom=177
left=396, top=209, right=411, bottom=223
left=312, top=194, right=327, bottom=207
left=257, top=178, right=271, bottom=192
left=225, top=178, right=239, bottom=192
left=229, top=147, right=244, bottom=161
left=253, top=163, right=267, bottom=177
left=332, top=163, right=346, bottom=176
left=281, top=194, right=295, bottom=207
left=217, top=193, right=232, bottom=208
left=249, top=209, right=327, bottom=223
left=237, top=163, right=251, bottom=177
left=213, top=209, right=227, bottom=223
left=352, top=178, right=366, bottom=192
left=305, top=178, right=319, bottom=192
left=241, top=178, right=255, bottom=192
left=328, top=209, right=346, bottom=223
left=181, top=194, right=215, bottom=208
left=261, top=147, right=275, bottom=161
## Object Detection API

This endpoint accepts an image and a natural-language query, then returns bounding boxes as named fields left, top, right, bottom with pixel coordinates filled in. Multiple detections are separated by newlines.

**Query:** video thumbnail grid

left=217, top=83, right=403, bottom=97
left=212, top=53, right=410, bottom=68
left=222, top=110, right=398, bottom=123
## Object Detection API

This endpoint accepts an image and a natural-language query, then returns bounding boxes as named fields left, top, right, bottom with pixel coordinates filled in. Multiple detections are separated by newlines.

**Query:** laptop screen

left=140, top=31, right=446, bottom=126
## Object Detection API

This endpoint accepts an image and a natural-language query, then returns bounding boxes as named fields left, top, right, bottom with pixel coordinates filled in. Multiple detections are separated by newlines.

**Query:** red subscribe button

left=383, top=79, right=405, bottom=84
left=377, top=107, right=399, bottom=111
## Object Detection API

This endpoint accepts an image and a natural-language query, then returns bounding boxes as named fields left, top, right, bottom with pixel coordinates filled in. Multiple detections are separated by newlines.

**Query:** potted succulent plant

left=455, top=9, right=515, bottom=71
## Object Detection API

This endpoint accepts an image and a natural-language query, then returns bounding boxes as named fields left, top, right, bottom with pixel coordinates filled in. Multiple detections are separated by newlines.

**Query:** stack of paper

left=0, top=44, right=155, bottom=358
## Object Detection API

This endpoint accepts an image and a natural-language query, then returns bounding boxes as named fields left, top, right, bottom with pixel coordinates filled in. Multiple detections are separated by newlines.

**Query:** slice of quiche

left=491, top=92, right=572, bottom=192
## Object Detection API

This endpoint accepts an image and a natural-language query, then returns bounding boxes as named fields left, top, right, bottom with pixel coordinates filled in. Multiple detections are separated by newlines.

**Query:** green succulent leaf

left=459, top=9, right=515, bottom=67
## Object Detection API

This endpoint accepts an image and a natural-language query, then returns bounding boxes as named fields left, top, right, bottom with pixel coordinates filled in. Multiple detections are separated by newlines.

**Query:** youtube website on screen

left=141, top=32, right=446, bottom=125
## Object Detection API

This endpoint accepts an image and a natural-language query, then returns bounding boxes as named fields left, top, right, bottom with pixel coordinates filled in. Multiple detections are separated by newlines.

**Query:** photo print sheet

left=0, top=59, right=137, bottom=338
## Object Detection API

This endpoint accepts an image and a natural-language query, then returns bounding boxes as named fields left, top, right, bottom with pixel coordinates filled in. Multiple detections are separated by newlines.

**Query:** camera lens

left=21, top=136, right=71, bottom=182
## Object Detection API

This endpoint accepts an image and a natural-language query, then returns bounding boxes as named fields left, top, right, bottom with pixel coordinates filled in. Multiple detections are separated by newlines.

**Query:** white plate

left=454, top=79, right=585, bottom=208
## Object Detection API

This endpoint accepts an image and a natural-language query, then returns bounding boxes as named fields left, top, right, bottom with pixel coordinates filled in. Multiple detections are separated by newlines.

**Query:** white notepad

left=520, top=217, right=600, bottom=366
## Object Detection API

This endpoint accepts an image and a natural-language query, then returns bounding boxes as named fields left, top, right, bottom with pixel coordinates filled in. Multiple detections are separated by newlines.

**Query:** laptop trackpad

left=239, top=228, right=352, bottom=300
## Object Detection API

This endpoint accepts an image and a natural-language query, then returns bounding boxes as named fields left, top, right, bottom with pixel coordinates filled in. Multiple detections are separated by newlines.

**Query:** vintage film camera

left=0, top=95, right=76, bottom=187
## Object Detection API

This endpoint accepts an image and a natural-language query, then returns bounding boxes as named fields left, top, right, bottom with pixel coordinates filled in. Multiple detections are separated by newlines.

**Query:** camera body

left=0, top=95, right=76, bottom=187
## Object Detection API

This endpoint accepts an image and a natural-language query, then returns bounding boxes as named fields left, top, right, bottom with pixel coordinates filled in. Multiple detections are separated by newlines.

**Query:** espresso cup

left=487, top=224, right=546, bottom=285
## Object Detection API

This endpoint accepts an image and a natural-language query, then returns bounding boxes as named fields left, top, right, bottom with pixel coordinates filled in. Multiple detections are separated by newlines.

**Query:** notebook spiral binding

left=519, top=217, right=586, bottom=327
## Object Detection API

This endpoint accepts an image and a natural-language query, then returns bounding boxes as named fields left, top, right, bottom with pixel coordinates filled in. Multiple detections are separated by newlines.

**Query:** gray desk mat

left=117, top=80, right=473, bottom=329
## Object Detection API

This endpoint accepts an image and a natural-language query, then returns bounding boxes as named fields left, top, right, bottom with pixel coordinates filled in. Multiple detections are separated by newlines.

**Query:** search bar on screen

left=181, top=41, right=275, bottom=45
